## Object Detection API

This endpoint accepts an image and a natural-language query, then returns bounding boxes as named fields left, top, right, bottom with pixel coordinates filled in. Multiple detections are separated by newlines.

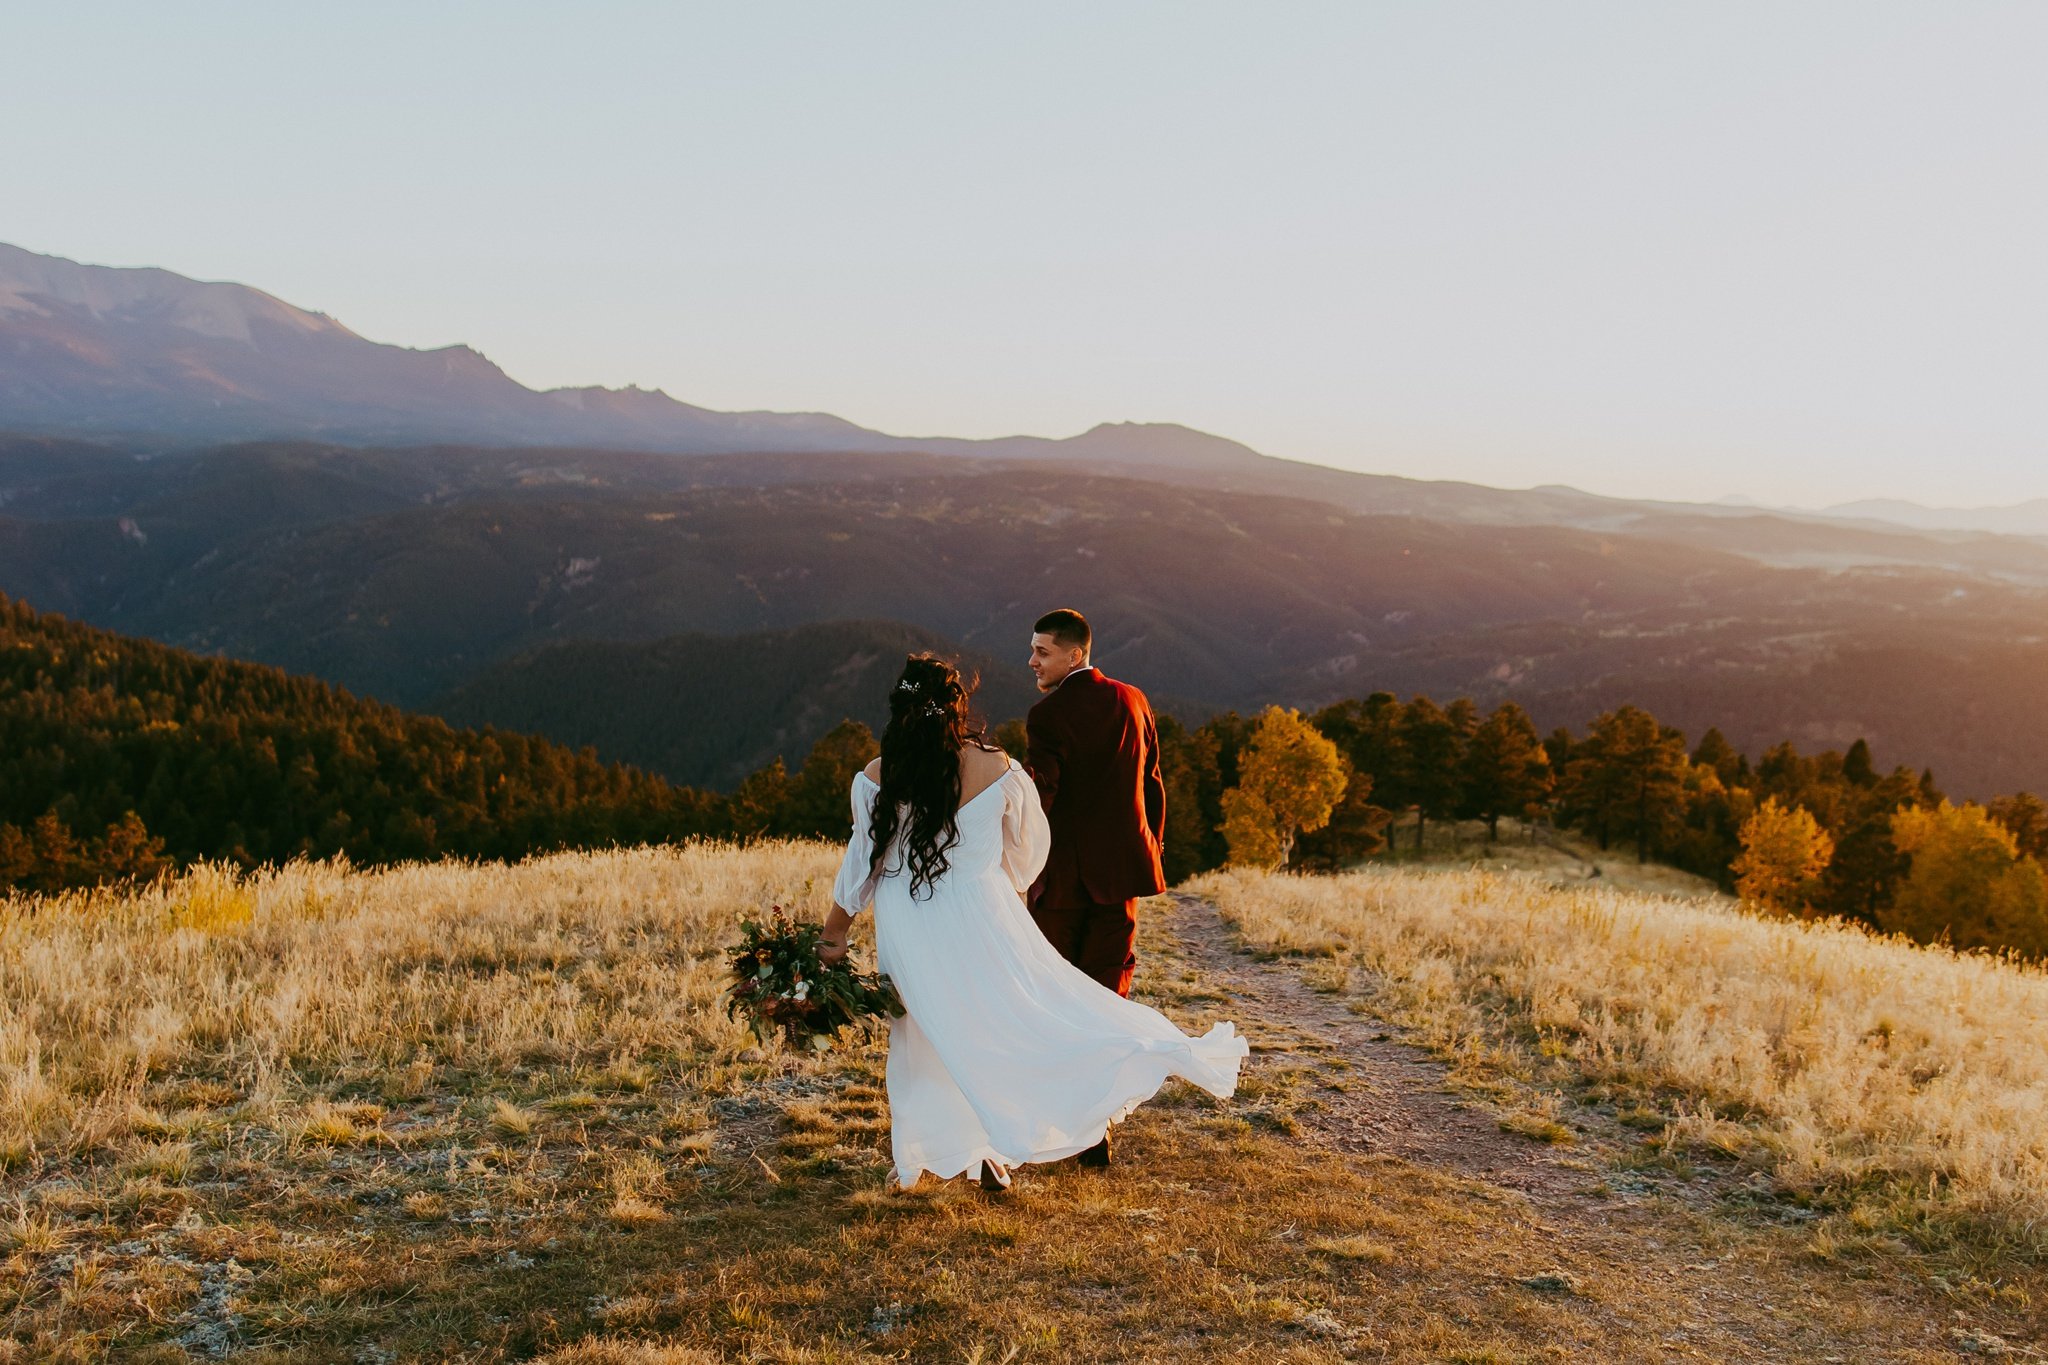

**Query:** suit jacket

left=1024, top=666, right=1167, bottom=908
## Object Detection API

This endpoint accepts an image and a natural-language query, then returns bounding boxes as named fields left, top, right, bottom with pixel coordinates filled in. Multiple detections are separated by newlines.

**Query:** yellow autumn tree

left=1731, top=797, right=1835, bottom=916
left=1881, top=800, right=2048, bottom=958
left=1221, top=706, right=1348, bottom=869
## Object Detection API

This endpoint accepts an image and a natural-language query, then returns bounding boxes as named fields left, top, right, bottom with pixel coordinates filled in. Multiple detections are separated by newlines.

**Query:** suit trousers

left=1029, top=894, right=1139, bottom=998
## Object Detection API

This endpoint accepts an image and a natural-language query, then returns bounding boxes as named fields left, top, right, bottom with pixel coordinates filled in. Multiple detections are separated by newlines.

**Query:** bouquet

left=723, top=904, right=906, bottom=1053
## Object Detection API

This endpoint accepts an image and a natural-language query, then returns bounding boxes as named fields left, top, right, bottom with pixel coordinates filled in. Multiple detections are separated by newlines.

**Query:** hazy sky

left=7, top=3, right=2045, bottom=507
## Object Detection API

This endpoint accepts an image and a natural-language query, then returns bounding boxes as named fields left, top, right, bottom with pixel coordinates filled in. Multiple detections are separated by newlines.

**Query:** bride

left=817, top=652, right=1249, bottom=1193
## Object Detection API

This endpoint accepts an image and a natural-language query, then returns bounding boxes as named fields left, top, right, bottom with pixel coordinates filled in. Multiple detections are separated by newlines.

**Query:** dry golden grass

left=0, top=841, right=2035, bottom=1360
left=0, top=842, right=843, bottom=1359
left=1190, top=863, right=2048, bottom=1259
left=0, top=843, right=828, bottom=1164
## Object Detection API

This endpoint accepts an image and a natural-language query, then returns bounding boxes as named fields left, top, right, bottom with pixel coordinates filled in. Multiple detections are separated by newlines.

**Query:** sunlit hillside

left=4, top=846, right=2044, bottom=1360
left=1193, top=864, right=2048, bottom=1256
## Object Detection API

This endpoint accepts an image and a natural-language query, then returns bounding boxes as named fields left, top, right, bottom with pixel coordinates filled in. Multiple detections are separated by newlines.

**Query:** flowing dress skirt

left=833, top=763, right=1249, bottom=1188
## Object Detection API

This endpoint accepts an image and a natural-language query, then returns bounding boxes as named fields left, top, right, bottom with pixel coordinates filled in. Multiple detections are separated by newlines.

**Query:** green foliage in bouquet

left=723, top=904, right=906, bottom=1053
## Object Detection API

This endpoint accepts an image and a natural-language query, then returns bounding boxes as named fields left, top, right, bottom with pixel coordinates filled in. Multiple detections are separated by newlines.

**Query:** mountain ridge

left=1813, top=496, right=2048, bottom=538
left=20, top=241, right=2047, bottom=548
left=0, top=242, right=1280, bottom=473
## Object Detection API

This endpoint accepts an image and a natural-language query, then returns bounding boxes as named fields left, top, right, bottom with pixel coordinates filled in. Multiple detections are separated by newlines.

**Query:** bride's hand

left=818, top=905, right=856, bottom=968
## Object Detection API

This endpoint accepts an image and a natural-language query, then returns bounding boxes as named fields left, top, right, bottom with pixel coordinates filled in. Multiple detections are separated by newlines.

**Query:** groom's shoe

left=1078, top=1125, right=1113, bottom=1168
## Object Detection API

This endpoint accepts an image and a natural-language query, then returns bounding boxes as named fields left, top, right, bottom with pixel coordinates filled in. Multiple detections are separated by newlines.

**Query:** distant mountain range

left=1712, top=493, right=2048, bottom=538
left=0, top=241, right=1282, bottom=473
left=6, top=242, right=2048, bottom=798
left=1812, top=497, right=2048, bottom=538
left=12, top=240, right=2048, bottom=551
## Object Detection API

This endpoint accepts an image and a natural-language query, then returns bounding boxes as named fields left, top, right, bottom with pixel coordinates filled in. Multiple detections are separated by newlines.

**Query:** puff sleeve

left=831, top=772, right=882, bottom=915
left=999, top=763, right=1051, bottom=897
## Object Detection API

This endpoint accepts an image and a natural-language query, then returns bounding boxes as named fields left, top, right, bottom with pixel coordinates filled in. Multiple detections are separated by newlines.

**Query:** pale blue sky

left=6, top=3, right=2045, bottom=506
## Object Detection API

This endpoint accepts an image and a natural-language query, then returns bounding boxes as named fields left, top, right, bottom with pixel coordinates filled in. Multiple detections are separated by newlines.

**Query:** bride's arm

left=819, top=901, right=856, bottom=967
left=822, top=771, right=879, bottom=965
left=1000, top=765, right=1051, bottom=900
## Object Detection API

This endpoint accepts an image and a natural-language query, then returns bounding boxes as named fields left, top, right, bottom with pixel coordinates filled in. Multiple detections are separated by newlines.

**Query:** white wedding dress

left=832, top=756, right=1250, bottom=1189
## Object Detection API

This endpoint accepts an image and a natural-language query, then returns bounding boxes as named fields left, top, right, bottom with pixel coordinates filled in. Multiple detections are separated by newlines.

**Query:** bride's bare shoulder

left=861, top=757, right=882, bottom=783
left=960, top=743, right=1011, bottom=785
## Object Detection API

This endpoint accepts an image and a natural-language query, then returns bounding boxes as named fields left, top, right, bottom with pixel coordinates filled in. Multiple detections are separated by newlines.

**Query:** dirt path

left=1142, top=892, right=2041, bottom=1364
left=1166, top=892, right=1587, bottom=1198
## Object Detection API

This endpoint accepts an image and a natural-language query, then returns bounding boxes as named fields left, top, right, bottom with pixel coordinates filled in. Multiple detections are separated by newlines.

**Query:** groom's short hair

left=1034, top=608, right=1090, bottom=653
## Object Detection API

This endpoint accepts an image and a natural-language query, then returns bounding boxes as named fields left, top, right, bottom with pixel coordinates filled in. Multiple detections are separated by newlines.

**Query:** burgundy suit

left=1024, top=666, right=1167, bottom=997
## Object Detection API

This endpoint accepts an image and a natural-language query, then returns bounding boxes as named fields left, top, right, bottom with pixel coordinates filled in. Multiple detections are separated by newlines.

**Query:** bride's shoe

left=978, top=1159, right=1012, bottom=1192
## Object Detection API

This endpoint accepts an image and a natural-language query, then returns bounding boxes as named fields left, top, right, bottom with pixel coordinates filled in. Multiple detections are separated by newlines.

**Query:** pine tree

left=1691, top=728, right=1748, bottom=787
left=1203, top=710, right=1259, bottom=793
left=1313, top=692, right=1406, bottom=818
left=782, top=721, right=880, bottom=839
left=1566, top=707, right=1689, bottom=863
left=1816, top=768, right=1921, bottom=924
left=1988, top=792, right=2048, bottom=861
left=0, top=824, right=33, bottom=888
left=96, top=811, right=169, bottom=884
left=729, top=758, right=795, bottom=839
left=1666, top=764, right=1752, bottom=889
left=1842, top=738, right=1877, bottom=787
left=1460, top=702, right=1553, bottom=842
left=1157, top=714, right=1224, bottom=882
left=1543, top=726, right=1576, bottom=777
left=1557, top=733, right=1620, bottom=851
left=29, top=813, right=80, bottom=893
left=1292, top=761, right=1392, bottom=871
left=1397, top=696, right=1466, bottom=853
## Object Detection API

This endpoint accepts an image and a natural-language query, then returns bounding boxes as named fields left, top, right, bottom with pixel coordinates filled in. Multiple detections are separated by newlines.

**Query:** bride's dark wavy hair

left=867, top=652, right=1001, bottom=899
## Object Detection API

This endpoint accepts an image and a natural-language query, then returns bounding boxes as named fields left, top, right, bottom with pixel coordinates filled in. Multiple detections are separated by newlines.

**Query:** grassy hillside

left=1194, top=864, right=2048, bottom=1258
left=2, top=848, right=2041, bottom=1359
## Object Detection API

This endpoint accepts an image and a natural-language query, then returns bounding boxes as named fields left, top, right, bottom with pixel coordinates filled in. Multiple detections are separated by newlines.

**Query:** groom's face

left=1029, top=632, right=1087, bottom=693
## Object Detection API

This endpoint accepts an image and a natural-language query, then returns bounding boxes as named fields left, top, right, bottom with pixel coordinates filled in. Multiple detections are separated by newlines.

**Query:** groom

left=1024, top=608, right=1168, bottom=1164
